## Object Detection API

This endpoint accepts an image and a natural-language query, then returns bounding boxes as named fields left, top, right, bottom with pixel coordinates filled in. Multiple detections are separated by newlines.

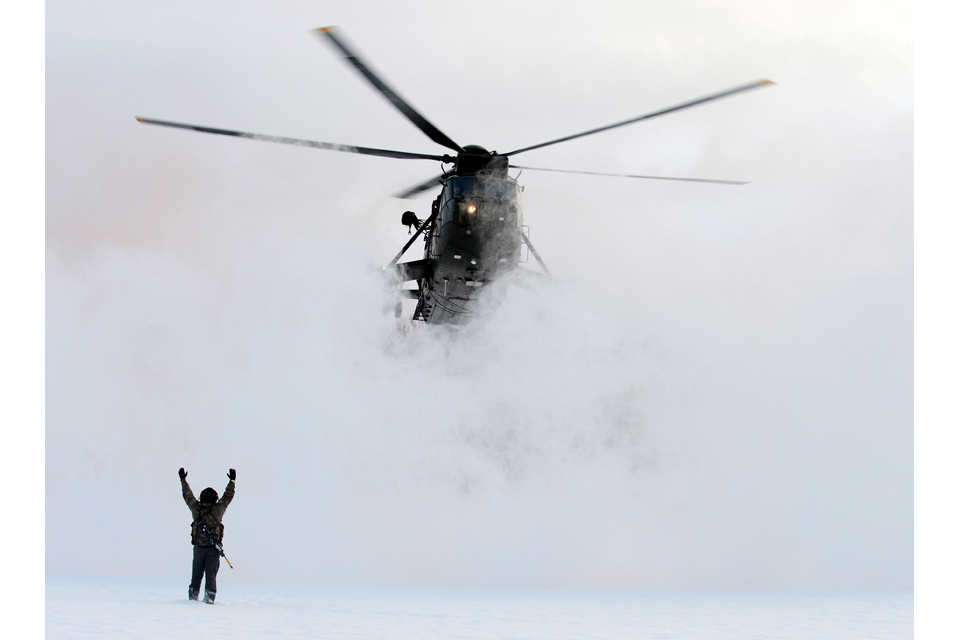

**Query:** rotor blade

left=393, top=174, right=446, bottom=199
left=505, top=79, right=775, bottom=157
left=135, top=117, right=445, bottom=161
left=314, top=27, right=464, bottom=154
left=510, top=165, right=747, bottom=185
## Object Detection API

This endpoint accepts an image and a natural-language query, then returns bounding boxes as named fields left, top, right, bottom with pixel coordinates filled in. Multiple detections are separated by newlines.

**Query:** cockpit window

left=443, top=177, right=522, bottom=226
left=449, top=178, right=476, bottom=199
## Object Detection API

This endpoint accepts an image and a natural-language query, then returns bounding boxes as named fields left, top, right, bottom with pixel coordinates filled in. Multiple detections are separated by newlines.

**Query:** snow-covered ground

left=46, top=575, right=912, bottom=639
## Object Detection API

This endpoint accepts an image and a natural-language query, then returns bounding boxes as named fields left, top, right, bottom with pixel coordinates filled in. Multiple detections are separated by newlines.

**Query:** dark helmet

left=199, top=487, right=218, bottom=504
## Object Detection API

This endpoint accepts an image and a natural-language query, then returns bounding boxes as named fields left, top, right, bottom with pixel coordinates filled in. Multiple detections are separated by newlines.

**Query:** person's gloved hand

left=179, top=468, right=187, bottom=480
left=228, top=468, right=236, bottom=481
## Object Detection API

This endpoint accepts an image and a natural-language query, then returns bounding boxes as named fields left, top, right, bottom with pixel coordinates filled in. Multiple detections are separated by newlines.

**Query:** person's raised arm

left=216, top=469, right=236, bottom=516
left=180, top=468, right=198, bottom=509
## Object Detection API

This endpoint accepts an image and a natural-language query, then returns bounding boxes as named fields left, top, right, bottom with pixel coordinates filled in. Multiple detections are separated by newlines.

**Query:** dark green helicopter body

left=394, top=150, right=528, bottom=324
left=137, top=27, right=772, bottom=325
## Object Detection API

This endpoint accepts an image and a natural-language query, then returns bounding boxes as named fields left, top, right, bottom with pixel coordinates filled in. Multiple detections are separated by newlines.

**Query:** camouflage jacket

left=181, top=478, right=235, bottom=547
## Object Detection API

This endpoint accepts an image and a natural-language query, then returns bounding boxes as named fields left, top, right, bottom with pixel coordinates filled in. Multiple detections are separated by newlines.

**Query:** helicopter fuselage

left=396, top=152, right=527, bottom=324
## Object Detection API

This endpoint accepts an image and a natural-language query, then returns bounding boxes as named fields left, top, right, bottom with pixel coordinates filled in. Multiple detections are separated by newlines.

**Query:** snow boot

left=203, top=590, right=216, bottom=604
left=189, top=589, right=199, bottom=601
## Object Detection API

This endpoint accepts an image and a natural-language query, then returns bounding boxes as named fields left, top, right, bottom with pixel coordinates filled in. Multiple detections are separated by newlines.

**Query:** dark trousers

left=189, top=545, right=220, bottom=599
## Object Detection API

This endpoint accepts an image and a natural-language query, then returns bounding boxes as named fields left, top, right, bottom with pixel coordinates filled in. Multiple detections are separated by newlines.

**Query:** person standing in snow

left=179, top=467, right=235, bottom=604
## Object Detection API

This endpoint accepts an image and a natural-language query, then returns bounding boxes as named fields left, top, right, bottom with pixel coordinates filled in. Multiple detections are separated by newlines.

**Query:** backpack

left=191, top=504, right=225, bottom=546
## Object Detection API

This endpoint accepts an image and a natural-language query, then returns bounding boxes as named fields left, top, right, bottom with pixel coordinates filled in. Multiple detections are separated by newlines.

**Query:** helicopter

left=137, top=26, right=773, bottom=325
